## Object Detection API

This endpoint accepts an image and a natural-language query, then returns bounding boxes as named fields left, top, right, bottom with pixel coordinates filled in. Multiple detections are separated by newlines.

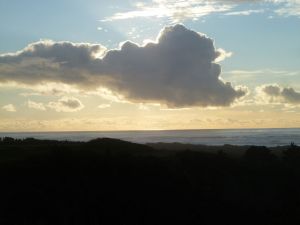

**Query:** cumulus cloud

left=2, top=104, right=16, bottom=112
left=26, top=100, right=46, bottom=111
left=281, top=88, right=300, bottom=104
left=0, top=24, right=246, bottom=107
left=257, top=84, right=300, bottom=104
left=48, top=97, right=84, bottom=112
left=0, top=40, right=106, bottom=87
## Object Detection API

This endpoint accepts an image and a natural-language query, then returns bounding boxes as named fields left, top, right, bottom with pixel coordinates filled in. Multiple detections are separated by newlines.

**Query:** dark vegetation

left=0, top=137, right=300, bottom=225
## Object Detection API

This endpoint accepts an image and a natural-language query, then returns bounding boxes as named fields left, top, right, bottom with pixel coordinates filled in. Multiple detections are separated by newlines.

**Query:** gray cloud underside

left=48, top=97, right=84, bottom=112
left=262, top=84, right=300, bottom=104
left=0, top=24, right=246, bottom=107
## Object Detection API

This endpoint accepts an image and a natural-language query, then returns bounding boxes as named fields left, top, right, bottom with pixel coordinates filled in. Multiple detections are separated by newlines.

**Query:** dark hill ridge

left=0, top=137, right=300, bottom=225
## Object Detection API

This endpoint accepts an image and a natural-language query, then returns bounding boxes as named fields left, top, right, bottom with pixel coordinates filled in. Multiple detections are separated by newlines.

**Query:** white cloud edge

left=0, top=24, right=247, bottom=108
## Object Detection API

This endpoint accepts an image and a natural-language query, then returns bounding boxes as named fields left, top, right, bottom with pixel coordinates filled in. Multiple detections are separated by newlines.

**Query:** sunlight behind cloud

left=0, top=25, right=246, bottom=108
left=1, top=0, right=300, bottom=131
left=103, top=0, right=300, bottom=23
left=103, top=0, right=233, bottom=22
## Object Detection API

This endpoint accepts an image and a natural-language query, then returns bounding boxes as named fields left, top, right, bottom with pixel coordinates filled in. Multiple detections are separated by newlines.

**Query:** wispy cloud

left=26, top=100, right=46, bottom=111
left=2, top=104, right=16, bottom=112
left=224, top=69, right=300, bottom=79
left=98, top=103, right=111, bottom=109
left=272, top=0, right=300, bottom=17
left=103, top=0, right=234, bottom=22
left=225, top=9, right=264, bottom=16
left=102, top=0, right=300, bottom=23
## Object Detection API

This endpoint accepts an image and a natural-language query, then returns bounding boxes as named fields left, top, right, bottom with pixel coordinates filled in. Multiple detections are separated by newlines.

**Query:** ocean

left=0, top=128, right=299, bottom=146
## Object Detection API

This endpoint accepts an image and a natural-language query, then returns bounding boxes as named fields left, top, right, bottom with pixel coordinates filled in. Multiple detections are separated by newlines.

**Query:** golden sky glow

left=1, top=1, right=300, bottom=131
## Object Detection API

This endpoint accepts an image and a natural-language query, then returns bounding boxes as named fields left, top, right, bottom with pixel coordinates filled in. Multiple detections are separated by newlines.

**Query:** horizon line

left=0, top=127, right=300, bottom=134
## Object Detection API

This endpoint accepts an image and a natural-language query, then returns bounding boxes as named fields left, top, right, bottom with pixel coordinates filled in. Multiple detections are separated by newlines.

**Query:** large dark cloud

left=0, top=40, right=106, bottom=85
left=0, top=24, right=246, bottom=107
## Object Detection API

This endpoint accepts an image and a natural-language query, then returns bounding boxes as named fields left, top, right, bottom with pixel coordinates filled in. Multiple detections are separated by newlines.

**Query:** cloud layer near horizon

left=258, top=84, right=300, bottom=104
left=0, top=24, right=246, bottom=107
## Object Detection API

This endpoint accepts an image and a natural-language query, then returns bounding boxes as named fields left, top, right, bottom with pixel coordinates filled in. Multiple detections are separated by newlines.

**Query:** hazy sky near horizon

left=0, top=0, right=300, bottom=131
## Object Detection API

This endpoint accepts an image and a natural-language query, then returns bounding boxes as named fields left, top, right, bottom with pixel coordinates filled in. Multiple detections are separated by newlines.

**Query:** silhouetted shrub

left=0, top=138, right=299, bottom=225
left=244, top=146, right=277, bottom=165
left=283, top=142, right=300, bottom=167
left=1, top=137, right=15, bottom=144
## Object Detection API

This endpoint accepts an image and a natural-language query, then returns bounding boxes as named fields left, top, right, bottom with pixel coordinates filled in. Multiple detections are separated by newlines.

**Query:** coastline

left=0, top=127, right=299, bottom=146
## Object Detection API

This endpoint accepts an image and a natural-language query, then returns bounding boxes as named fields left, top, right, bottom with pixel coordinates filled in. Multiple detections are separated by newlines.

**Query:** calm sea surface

left=0, top=128, right=299, bottom=146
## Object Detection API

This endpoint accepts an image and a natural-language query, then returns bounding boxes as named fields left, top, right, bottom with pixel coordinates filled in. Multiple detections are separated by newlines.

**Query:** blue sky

left=0, top=0, right=300, bottom=130
left=1, top=1, right=299, bottom=71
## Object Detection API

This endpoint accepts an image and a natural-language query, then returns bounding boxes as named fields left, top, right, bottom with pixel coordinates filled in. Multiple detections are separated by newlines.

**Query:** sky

left=0, top=0, right=300, bottom=131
